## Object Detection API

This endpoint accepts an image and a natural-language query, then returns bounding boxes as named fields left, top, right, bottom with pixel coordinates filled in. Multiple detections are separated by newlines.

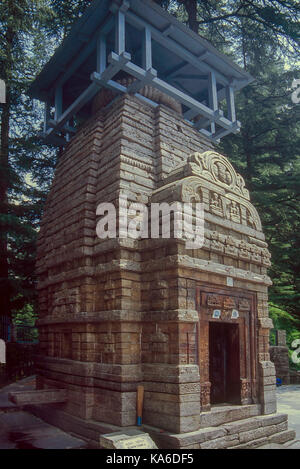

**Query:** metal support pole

left=226, top=85, right=236, bottom=122
left=115, top=10, right=126, bottom=55
left=142, top=27, right=152, bottom=71
left=97, top=35, right=107, bottom=74
left=55, top=86, right=63, bottom=121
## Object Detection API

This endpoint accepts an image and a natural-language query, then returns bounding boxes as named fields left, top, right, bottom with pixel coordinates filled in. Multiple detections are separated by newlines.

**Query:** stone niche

left=35, top=92, right=285, bottom=447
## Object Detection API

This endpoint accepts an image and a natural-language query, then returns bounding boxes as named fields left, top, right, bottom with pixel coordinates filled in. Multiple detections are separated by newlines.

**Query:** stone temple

left=25, top=0, right=295, bottom=448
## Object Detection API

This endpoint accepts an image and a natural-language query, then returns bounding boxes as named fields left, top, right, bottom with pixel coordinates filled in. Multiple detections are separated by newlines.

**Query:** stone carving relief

left=207, top=294, right=251, bottom=314
left=221, top=309, right=237, bottom=320
left=239, top=240, right=251, bottom=260
left=241, top=379, right=252, bottom=402
left=181, top=181, right=202, bottom=203
left=154, top=150, right=263, bottom=232
left=210, top=231, right=224, bottom=253
left=186, top=151, right=250, bottom=200
left=213, top=161, right=233, bottom=186
left=239, top=298, right=251, bottom=312
left=250, top=245, right=262, bottom=263
left=227, top=200, right=241, bottom=224
left=261, top=248, right=272, bottom=267
left=224, top=236, right=239, bottom=257
left=204, top=231, right=270, bottom=267
left=246, top=209, right=256, bottom=229
left=210, top=192, right=223, bottom=216
left=200, top=382, right=211, bottom=410
left=223, top=296, right=236, bottom=309
left=207, top=294, right=223, bottom=307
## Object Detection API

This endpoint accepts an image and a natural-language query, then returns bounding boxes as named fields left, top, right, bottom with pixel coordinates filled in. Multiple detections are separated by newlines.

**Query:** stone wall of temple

left=36, top=93, right=278, bottom=437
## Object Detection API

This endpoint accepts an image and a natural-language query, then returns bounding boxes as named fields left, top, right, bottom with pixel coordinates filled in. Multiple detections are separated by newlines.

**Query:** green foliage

left=13, top=304, right=38, bottom=344
left=13, top=303, right=37, bottom=326
left=0, top=0, right=57, bottom=318
left=5, top=343, right=38, bottom=379
left=269, top=303, right=300, bottom=370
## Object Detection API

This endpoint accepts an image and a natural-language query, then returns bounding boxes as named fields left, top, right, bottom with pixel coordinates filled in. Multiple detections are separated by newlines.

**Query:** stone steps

left=146, top=412, right=296, bottom=449
left=228, top=429, right=295, bottom=449
left=8, top=389, right=67, bottom=406
left=200, top=404, right=261, bottom=428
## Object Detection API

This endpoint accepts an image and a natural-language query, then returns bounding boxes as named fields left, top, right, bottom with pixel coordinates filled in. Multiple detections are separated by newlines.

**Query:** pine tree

left=0, top=0, right=56, bottom=318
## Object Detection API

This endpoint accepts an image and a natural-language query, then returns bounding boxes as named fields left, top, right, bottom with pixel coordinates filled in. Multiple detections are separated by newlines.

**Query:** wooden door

left=209, top=323, right=226, bottom=403
left=209, top=322, right=240, bottom=404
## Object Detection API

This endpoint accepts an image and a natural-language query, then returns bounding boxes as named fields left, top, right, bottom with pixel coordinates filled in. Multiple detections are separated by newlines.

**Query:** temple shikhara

left=22, top=0, right=295, bottom=448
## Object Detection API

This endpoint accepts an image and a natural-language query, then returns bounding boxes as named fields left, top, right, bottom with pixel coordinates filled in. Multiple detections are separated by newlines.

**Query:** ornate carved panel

left=210, top=192, right=223, bottom=217
left=181, top=181, right=202, bottom=203
left=207, top=294, right=223, bottom=307
left=154, top=151, right=264, bottom=232
left=223, top=296, right=237, bottom=309
left=240, top=378, right=252, bottom=404
left=227, top=200, right=241, bottom=224
left=186, top=152, right=250, bottom=200
left=200, top=382, right=211, bottom=411
left=239, top=298, right=251, bottom=312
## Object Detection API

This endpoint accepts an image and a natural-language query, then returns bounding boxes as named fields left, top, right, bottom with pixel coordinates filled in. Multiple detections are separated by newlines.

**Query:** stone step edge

left=145, top=413, right=288, bottom=448
left=227, top=429, right=296, bottom=449
left=199, top=404, right=261, bottom=428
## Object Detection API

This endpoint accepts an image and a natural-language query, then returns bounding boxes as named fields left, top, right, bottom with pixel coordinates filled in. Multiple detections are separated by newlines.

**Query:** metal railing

left=0, top=317, right=39, bottom=385
left=0, top=315, right=12, bottom=342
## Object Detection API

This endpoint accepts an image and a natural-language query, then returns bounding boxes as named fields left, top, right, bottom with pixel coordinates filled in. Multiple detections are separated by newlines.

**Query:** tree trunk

left=0, top=93, right=10, bottom=318
left=185, top=0, right=198, bottom=33
left=0, top=25, right=14, bottom=318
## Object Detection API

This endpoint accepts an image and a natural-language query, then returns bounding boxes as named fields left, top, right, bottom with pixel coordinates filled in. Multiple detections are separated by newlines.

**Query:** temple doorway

left=209, top=322, right=240, bottom=405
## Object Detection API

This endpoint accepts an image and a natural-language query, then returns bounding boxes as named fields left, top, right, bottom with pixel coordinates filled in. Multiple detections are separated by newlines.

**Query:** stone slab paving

left=0, top=411, right=87, bottom=449
left=0, top=376, right=36, bottom=411
left=277, top=385, right=300, bottom=449
left=0, top=377, right=87, bottom=449
left=260, top=385, right=300, bottom=449
left=277, top=385, right=300, bottom=439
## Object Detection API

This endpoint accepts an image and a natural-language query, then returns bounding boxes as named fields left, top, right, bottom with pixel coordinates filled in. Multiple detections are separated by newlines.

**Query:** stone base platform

left=145, top=412, right=295, bottom=449
left=9, top=389, right=67, bottom=406
left=199, top=404, right=261, bottom=428
left=26, top=402, right=295, bottom=449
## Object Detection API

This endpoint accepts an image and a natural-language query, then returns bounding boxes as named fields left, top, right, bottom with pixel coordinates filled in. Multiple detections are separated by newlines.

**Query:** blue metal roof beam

left=52, top=16, right=115, bottom=98
left=32, top=0, right=253, bottom=146
left=125, top=10, right=234, bottom=88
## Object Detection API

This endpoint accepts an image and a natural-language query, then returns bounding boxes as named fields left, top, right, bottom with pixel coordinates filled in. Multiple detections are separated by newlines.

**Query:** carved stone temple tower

left=27, top=0, right=295, bottom=448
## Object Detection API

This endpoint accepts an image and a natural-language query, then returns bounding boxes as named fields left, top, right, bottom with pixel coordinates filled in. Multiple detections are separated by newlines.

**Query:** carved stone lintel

left=223, top=296, right=236, bottom=309
left=239, top=298, right=251, bottom=312
left=207, top=294, right=223, bottom=307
